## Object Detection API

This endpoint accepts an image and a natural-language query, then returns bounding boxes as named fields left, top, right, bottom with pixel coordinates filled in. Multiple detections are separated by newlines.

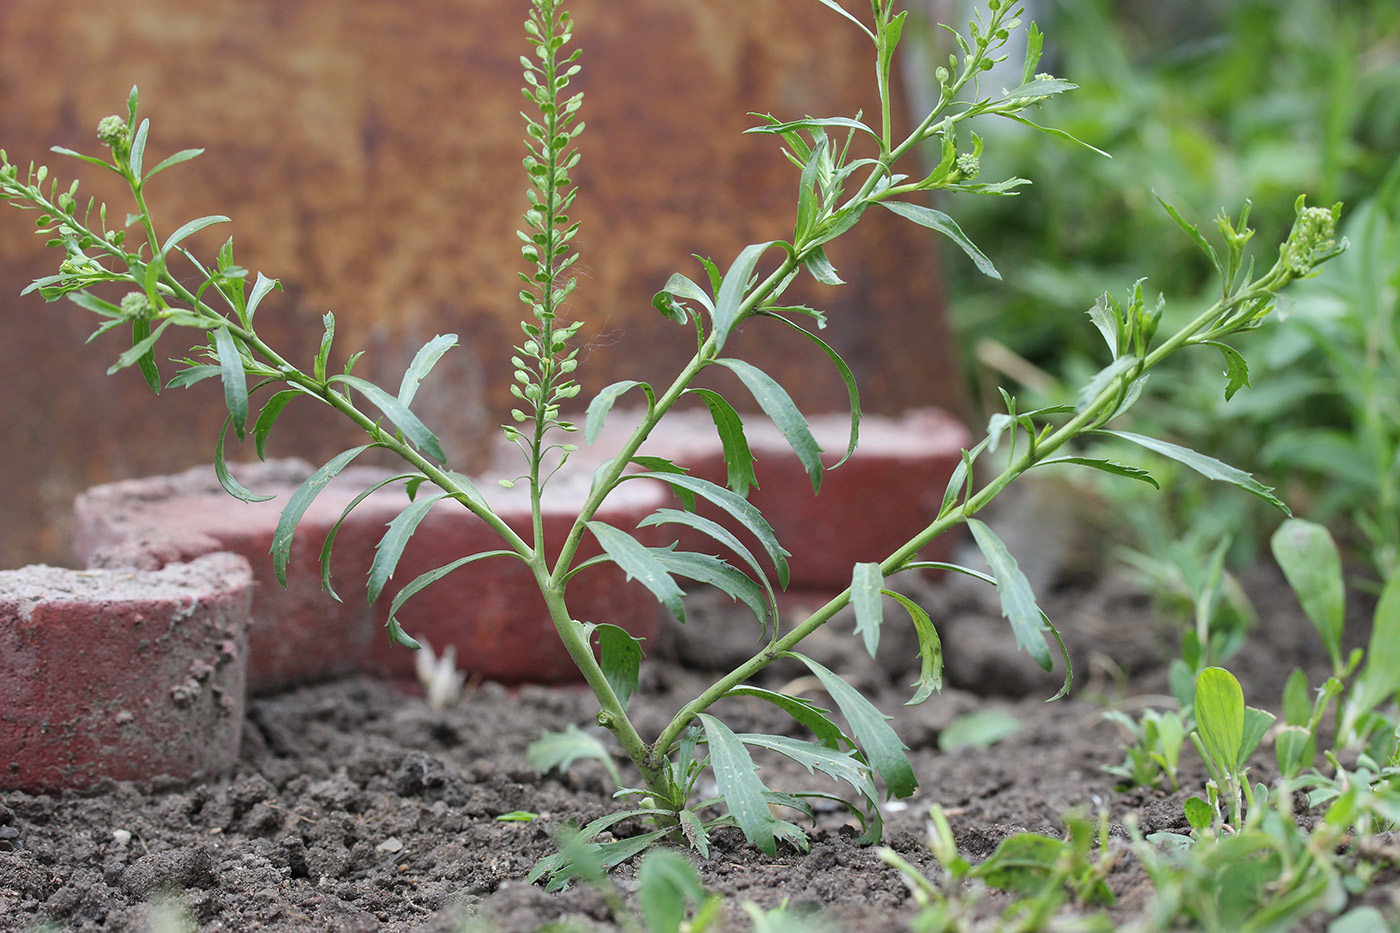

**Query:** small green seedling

left=1188, top=666, right=1275, bottom=831
left=1103, top=706, right=1188, bottom=792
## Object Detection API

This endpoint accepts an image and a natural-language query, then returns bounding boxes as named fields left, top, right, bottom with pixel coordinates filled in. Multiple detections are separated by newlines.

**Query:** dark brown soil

left=0, top=548, right=1381, bottom=931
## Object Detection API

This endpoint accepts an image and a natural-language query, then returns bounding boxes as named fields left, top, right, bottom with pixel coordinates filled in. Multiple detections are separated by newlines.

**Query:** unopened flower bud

left=1280, top=201, right=1339, bottom=277
left=97, top=116, right=129, bottom=151
left=953, top=153, right=980, bottom=180
left=120, top=292, right=152, bottom=319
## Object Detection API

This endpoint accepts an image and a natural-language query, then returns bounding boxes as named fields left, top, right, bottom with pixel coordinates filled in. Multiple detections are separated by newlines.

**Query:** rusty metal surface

left=0, top=0, right=963, bottom=567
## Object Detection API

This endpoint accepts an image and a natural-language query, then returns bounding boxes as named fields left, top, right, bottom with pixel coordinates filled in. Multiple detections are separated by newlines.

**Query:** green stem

left=651, top=278, right=1286, bottom=756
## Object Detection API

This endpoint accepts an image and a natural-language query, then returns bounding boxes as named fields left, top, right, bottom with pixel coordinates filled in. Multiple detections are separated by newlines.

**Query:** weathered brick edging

left=0, top=553, right=252, bottom=792
left=3, top=408, right=969, bottom=789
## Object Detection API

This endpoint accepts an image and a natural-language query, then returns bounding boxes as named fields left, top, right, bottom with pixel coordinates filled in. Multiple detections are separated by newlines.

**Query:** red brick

left=569, top=407, right=972, bottom=592
left=0, top=553, right=252, bottom=792
left=74, top=459, right=670, bottom=691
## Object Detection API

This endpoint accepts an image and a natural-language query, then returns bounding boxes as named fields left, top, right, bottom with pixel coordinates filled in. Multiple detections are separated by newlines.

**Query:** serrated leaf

left=1156, top=194, right=1221, bottom=276
left=803, top=247, right=844, bottom=285
left=271, top=445, right=379, bottom=585
left=330, top=373, right=446, bottom=463
left=586, top=380, right=649, bottom=445
left=646, top=540, right=778, bottom=627
left=851, top=563, right=884, bottom=658
left=1038, top=456, right=1159, bottom=488
left=213, top=414, right=276, bottom=503
left=738, top=733, right=879, bottom=808
left=967, top=519, right=1052, bottom=671
left=886, top=590, right=942, bottom=704
left=790, top=653, right=916, bottom=798
left=698, top=714, right=795, bottom=856
left=252, top=389, right=300, bottom=461
left=724, top=686, right=847, bottom=749
left=381, top=548, right=515, bottom=643
left=593, top=623, right=643, bottom=711
left=396, top=334, right=458, bottom=409
left=526, top=724, right=624, bottom=788
left=213, top=324, right=249, bottom=440
left=587, top=521, right=686, bottom=623
left=632, top=471, right=790, bottom=588
left=1270, top=519, right=1344, bottom=672
left=714, top=358, right=823, bottom=494
left=1206, top=340, right=1251, bottom=401
left=687, top=388, right=757, bottom=496
left=1094, top=429, right=1288, bottom=513
left=368, top=493, right=449, bottom=604
left=160, top=214, right=231, bottom=257
left=713, top=241, right=781, bottom=351
left=879, top=200, right=1000, bottom=279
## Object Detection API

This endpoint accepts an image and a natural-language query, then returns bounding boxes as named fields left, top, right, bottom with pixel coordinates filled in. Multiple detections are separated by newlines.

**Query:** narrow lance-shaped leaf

left=318, top=472, right=419, bottom=603
left=160, top=214, right=231, bottom=257
left=368, top=493, right=450, bottom=604
left=143, top=147, right=204, bottom=181
left=252, top=389, right=301, bottom=461
left=243, top=271, right=281, bottom=324
left=213, top=323, right=249, bottom=440
left=698, top=714, right=794, bottom=856
left=886, top=590, right=942, bottom=705
left=396, top=334, right=458, bottom=409
left=1094, top=429, right=1288, bottom=514
left=214, top=414, right=276, bottom=504
left=851, top=562, right=884, bottom=658
left=879, top=200, right=1000, bottom=279
left=586, top=521, right=686, bottom=623
left=723, top=685, right=847, bottom=749
left=383, top=549, right=517, bottom=649
left=592, top=623, right=643, bottom=711
left=631, top=472, right=790, bottom=588
left=715, top=358, right=823, bottom=494
left=585, top=380, right=649, bottom=445
left=764, top=314, right=861, bottom=468
left=790, top=653, right=917, bottom=798
left=649, top=549, right=771, bottom=631
left=712, top=241, right=780, bottom=352
left=686, top=388, right=757, bottom=497
left=640, top=512, right=774, bottom=619
left=109, top=318, right=171, bottom=390
left=271, top=445, right=379, bottom=585
left=967, top=519, right=1052, bottom=671
left=1037, top=456, right=1159, bottom=488
left=330, top=373, right=447, bottom=463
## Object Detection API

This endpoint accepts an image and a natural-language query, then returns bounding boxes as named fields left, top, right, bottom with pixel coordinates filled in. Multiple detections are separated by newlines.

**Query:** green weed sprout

left=0, top=0, right=1346, bottom=873
left=1187, top=667, right=1275, bottom=832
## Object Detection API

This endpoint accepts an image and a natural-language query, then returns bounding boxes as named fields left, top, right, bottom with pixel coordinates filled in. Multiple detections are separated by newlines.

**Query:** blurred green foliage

left=936, top=0, right=1400, bottom=575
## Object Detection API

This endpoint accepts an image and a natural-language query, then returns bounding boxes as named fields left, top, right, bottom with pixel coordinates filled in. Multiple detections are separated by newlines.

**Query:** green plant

left=882, top=805, right=1119, bottom=933
left=1271, top=518, right=1400, bottom=753
left=1102, top=706, right=1188, bottom=792
left=1184, top=666, right=1275, bottom=831
left=0, top=0, right=1345, bottom=876
left=941, top=0, right=1400, bottom=573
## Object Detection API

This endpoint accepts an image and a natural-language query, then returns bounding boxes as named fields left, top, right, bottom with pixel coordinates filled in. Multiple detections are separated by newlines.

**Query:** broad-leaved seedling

left=0, top=0, right=1346, bottom=875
